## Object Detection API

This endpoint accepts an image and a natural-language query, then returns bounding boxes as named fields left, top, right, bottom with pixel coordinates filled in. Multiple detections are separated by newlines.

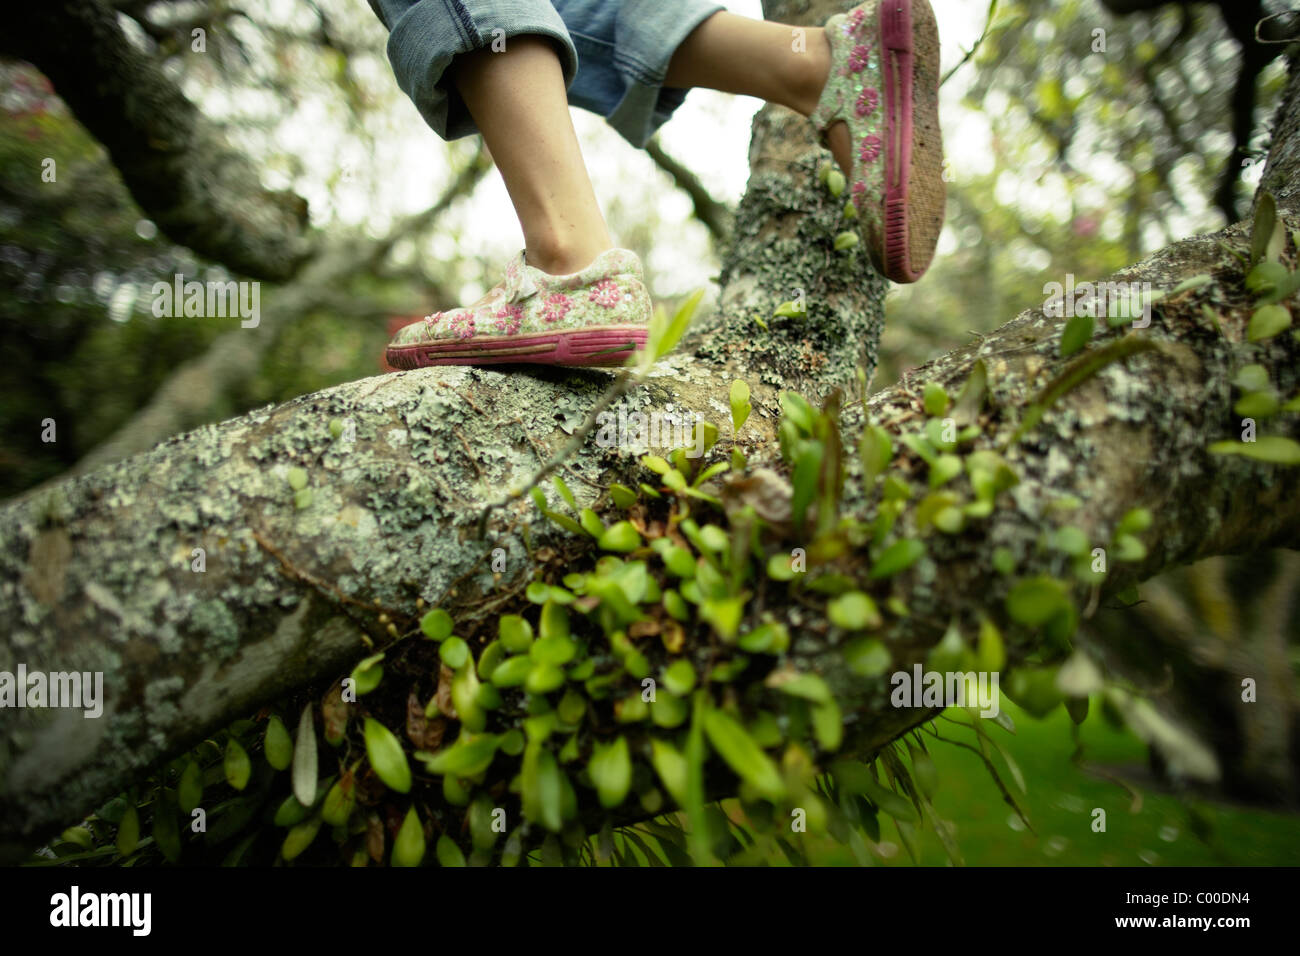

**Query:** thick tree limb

left=2, top=192, right=1296, bottom=853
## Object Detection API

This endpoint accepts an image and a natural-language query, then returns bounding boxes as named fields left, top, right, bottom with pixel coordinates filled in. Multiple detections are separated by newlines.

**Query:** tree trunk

left=0, top=6, right=1297, bottom=857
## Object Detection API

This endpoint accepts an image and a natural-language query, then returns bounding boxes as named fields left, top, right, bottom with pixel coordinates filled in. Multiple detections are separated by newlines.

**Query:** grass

left=784, top=698, right=1300, bottom=866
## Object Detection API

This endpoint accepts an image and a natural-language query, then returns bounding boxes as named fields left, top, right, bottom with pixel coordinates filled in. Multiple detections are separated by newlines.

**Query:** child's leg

left=662, top=13, right=852, bottom=183
left=449, top=36, right=613, bottom=276
left=373, top=2, right=656, bottom=369
left=665, top=13, right=827, bottom=115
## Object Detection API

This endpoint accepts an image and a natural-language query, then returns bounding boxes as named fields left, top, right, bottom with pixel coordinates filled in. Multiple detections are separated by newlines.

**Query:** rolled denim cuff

left=607, top=0, right=726, bottom=148
left=377, top=0, right=579, bottom=141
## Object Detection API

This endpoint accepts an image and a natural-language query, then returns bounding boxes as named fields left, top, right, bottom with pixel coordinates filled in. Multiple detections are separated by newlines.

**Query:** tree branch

left=3, top=0, right=313, bottom=280
left=644, top=138, right=734, bottom=242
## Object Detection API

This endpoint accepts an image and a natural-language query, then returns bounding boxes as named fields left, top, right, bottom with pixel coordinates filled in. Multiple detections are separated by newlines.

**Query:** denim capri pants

left=366, top=0, right=726, bottom=148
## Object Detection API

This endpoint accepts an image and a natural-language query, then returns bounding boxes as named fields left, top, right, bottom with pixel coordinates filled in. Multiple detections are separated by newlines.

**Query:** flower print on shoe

left=385, top=248, right=652, bottom=369
left=810, top=0, right=945, bottom=283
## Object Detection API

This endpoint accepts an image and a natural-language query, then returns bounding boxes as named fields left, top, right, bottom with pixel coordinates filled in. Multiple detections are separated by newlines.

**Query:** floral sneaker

left=811, top=0, right=945, bottom=282
left=386, top=248, right=651, bottom=369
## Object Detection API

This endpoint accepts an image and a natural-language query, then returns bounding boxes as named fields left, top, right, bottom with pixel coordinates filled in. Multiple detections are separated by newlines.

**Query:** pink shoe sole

left=879, top=0, right=944, bottom=283
left=386, top=324, right=648, bottom=369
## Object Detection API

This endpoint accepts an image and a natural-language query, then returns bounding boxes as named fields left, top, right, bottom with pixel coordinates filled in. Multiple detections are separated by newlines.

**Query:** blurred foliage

left=880, top=0, right=1289, bottom=387
left=1087, top=549, right=1300, bottom=805
left=0, top=69, right=225, bottom=493
left=766, top=698, right=1300, bottom=866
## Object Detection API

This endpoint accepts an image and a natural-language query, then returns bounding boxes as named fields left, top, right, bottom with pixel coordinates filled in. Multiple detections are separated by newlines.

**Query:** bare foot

left=824, top=123, right=853, bottom=182
left=792, top=28, right=853, bottom=180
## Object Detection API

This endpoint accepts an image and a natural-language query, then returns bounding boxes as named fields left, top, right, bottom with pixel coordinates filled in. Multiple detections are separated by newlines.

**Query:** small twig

left=1070, top=734, right=1144, bottom=814
left=457, top=574, right=532, bottom=624
left=419, top=462, right=475, bottom=510
left=365, top=146, right=491, bottom=268
left=515, top=423, right=550, bottom=466
left=454, top=427, right=485, bottom=479
left=432, top=546, right=495, bottom=609
left=941, top=0, right=999, bottom=87
left=456, top=389, right=486, bottom=416
left=925, top=726, right=1036, bottom=834
left=251, top=526, right=404, bottom=648
left=252, top=527, right=379, bottom=612
left=517, top=422, right=604, bottom=492
left=644, top=138, right=733, bottom=241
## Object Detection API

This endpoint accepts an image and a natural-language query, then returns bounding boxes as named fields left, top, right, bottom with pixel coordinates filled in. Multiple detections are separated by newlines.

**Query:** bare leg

left=664, top=12, right=852, bottom=179
left=450, top=36, right=613, bottom=276
left=452, top=17, right=846, bottom=278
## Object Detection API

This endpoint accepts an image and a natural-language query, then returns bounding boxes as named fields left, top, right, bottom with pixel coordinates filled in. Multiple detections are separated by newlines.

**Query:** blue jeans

left=366, top=0, right=725, bottom=148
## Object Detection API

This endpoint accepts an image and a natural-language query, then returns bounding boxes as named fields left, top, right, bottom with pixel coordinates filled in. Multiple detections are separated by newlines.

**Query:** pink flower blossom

left=852, top=181, right=868, bottom=207
left=848, top=8, right=866, bottom=33
left=588, top=279, right=622, bottom=308
left=540, top=292, right=572, bottom=324
left=858, top=134, right=882, bottom=165
left=493, top=304, right=523, bottom=335
left=1072, top=215, right=1100, bottom=238
left=847, top=44, right=870, bottom=73
left=855, top=87, right=879, bottom=117
left=447, top=312, right=476, bottom=339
